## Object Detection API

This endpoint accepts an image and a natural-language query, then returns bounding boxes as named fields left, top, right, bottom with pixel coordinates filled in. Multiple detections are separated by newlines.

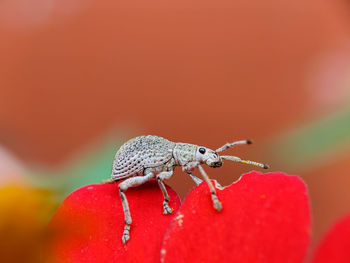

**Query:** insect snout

left=210, top=160, right=222, bottom=168
left=208, top=152, right=222, bottom=168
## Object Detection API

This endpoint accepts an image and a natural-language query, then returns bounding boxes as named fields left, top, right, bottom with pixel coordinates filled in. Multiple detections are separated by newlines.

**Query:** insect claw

left=163, top=202, right=173, bottom=214
left=122, top=225, right=131, bottom=244
left=214, top=201, right=223, bottom=212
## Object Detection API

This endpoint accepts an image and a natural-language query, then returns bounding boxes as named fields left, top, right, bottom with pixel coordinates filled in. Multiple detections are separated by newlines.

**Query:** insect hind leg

left=118, top=172, right=154, bottom=244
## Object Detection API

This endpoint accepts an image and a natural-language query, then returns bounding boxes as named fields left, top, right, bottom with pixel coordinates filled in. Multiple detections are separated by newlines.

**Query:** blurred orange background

left=1, top=0, right=350, bottom=261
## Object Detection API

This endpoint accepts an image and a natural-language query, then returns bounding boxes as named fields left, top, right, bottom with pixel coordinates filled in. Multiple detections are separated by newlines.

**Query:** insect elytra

left=110, top=135, right=269, bottom=244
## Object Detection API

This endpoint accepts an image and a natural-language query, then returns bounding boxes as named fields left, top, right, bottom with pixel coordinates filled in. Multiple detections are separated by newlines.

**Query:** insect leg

left=156, top=171, right=174, bottom=215
left=118, top=172, right=155, bottom=244
left=187, top=171, right=203, bottom=185
left=197, top=165, right=222, bottom=212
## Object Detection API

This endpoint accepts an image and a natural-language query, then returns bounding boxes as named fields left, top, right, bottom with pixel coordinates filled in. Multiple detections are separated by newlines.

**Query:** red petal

left=312, top=213, right=350, bottom=263
left=46, top=181, right=180, bottom=262
left=161, top=171, right=311, bottom=263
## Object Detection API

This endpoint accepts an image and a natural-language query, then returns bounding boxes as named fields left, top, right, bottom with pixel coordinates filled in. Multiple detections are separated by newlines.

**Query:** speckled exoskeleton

left=110, top=135, right=269, bottom=244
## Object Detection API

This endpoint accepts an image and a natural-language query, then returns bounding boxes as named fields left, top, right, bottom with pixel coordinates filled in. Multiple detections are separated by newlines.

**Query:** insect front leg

left=182, top=162, right=203, bottom=185
left=183, top=161, right=199, bottom=172
left=156, top=170, right=174, bottom=215
left=197, top=165, right=222, bottom=212
left=118, top=172, right=154, bottom=244
left=186, top=171, right=203, bottom=185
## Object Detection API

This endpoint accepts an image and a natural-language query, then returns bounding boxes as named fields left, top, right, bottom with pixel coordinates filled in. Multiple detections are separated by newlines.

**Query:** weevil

left=110, top=135, right=269, bottom=244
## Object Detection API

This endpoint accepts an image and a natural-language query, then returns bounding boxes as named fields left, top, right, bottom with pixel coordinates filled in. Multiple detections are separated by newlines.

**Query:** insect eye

left=199, top=147, right=206, bottom=154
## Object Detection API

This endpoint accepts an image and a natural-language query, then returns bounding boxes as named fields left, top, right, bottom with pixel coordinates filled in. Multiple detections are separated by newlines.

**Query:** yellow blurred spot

left=0, top=184, right=58, bottom=263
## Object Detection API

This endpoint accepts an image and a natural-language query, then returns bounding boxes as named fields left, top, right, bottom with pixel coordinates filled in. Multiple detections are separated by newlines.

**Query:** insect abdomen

left=111, top=135, right=175, bottom=180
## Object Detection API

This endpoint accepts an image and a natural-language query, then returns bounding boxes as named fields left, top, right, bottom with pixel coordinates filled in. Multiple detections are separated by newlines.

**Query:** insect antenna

left=220, top=155, right=269, bottom=169
left=216, top=140, right=252, bottom=153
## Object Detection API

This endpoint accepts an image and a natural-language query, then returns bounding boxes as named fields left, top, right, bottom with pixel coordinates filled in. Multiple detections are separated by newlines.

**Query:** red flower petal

left=312, top=213, right=350, bottom=263
left=46, top=181, right=180, bottom=262
left=161, top=171, right=311, bottom=263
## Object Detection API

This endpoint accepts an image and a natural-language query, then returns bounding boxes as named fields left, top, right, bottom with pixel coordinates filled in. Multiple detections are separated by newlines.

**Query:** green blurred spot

left=27, top=135, right=123, bottom=201
left=273, top=106, right=350, bottom=168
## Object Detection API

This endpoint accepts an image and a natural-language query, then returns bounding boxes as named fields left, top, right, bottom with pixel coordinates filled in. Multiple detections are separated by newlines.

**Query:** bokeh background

left=1, top=0, right=350, bottom=261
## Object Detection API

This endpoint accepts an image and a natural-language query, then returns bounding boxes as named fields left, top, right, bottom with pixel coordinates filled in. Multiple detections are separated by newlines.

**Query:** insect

left=111, top=135, right=269, bottom=244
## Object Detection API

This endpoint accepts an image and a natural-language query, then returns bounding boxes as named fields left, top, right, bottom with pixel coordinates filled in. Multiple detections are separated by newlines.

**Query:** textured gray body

left=111, top=135, right=176, bottom=180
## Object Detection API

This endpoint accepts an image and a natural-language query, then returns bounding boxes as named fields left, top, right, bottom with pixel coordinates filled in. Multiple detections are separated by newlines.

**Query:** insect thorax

left=173, top=143, right=197, bottom=166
